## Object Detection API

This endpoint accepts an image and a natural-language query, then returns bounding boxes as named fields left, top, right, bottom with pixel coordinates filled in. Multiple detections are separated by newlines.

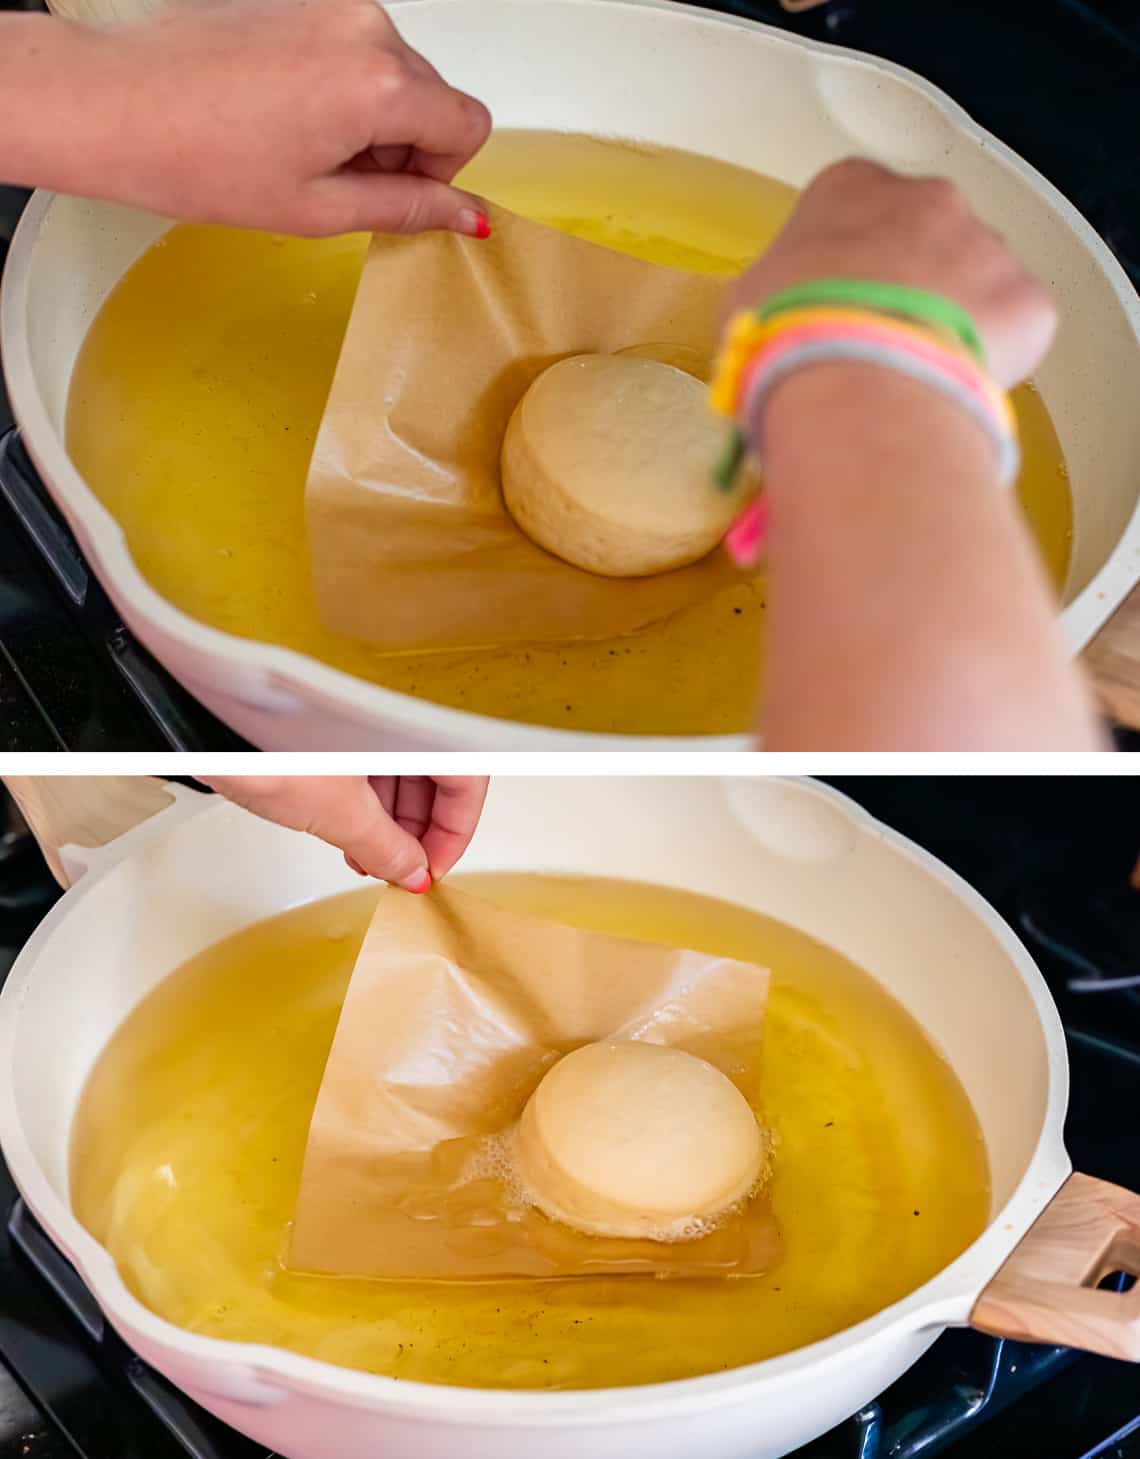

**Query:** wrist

left=0, top=15, right=128, bottom=195
left=758, top=360, right=1003, bottom=498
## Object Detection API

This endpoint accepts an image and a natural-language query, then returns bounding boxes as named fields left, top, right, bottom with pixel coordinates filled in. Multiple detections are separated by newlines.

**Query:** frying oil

left=65, top=131, right=1071, bottom=736
left=70, top=876, right=989, bottom=1390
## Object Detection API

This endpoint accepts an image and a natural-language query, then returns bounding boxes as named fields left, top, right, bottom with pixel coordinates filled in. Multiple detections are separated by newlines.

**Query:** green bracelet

left=714, top=429, right=746, bottom=492
left=755, top=279, right=987, bottom=369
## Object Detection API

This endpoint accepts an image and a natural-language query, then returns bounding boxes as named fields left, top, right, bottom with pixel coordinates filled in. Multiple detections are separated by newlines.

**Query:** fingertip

left=397, top=868, right=433, bottom=894
left=462, top=209, right=492, bottom=239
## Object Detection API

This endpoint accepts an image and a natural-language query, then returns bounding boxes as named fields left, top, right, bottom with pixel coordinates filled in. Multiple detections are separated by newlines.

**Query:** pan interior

left=63, top=130, right=1072, bottom=737
left=69, top=874, right=989, bottom=1390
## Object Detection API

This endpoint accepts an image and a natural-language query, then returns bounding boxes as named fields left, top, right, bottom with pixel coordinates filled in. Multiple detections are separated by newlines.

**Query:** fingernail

left=458, top=208, right=491, bottom=239
left=345, top=853, right=368, bottom=878
left=398, top=868, right=432, bottom=894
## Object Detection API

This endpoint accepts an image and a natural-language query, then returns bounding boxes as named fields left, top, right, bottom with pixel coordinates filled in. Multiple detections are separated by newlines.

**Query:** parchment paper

left=288, top=885, right=778, bottom=1282
left=305, top=205, right=749, bottom=649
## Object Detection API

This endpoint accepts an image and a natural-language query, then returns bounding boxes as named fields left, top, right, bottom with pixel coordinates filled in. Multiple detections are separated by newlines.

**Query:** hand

left=200, top=776, right=489, bottom=890
left=48, top=0, right=492, bottom=236
left=726, top=159, right=1056, bottom=388
left=725, top=162, right=1099, bottom=750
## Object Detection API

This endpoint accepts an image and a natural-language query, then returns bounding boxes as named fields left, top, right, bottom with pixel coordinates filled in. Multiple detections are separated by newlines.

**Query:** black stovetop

left=0, top=0, right=1138, bottom=749
left=0, top=776, right=1139, bottom=1459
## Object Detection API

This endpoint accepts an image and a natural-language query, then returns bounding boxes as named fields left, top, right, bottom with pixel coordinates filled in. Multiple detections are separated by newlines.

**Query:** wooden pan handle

left=971, top=1171, right=1140, bottom=1360
left=4, top=776, right=177, bottom=889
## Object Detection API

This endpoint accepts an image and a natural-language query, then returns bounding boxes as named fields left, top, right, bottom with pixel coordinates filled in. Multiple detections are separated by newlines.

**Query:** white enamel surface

left=0, top=778, right=1071, bottom=1458
left=2, top=0, right=1139, bottom=749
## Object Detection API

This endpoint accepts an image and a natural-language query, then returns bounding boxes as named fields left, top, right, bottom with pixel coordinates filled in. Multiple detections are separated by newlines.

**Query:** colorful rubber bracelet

left=737, top=335, right=1020, bottom=485
left=710, top=299, right=1016, bottom=564
left=734, top=316, right=1016, bottom=441
left=711, top=305, right=983, bottom=418
left=710, top=309, right=1016, bottom=490
left=754, top=280, right=987, bottom=368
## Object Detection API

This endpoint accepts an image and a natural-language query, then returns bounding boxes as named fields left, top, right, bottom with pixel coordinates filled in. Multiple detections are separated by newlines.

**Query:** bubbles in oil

left=457, top=1122, right=773, bottom=1246
left=456, top=1129, right=530, bottom=1219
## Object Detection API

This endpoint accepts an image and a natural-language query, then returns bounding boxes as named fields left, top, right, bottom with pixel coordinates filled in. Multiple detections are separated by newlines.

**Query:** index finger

left=369, top=72, right=492, bottom=181
left=420, top=777, right=490, bottom=878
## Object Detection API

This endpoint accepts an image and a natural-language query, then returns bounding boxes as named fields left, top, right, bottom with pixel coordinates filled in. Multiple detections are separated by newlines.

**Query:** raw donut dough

left=501, top=353, right=740, bottom=578
left=515, top=1040, right=763, bottom=1240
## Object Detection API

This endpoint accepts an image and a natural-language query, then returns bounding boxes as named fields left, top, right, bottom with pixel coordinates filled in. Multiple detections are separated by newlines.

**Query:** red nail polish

left=474, top=212, right=491, bottom=240
left=400, top=868, right=432, bottom=894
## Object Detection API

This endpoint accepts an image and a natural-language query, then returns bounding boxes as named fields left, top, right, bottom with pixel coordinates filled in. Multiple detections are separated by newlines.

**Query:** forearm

left=757, top=363, right=1104, bottom=750
left=0, top=13, right=124, bottom=196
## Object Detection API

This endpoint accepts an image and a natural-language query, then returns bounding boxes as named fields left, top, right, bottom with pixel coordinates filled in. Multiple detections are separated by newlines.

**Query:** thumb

left=313, top=172, right=489, bottom=238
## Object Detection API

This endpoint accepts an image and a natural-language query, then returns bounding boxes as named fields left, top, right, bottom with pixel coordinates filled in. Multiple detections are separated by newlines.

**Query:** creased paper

left=305, top=205, right=751, bottom=649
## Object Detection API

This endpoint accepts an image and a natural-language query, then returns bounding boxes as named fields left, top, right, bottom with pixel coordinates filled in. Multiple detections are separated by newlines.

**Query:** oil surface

left=66, top=131, right=1071, bottom=735
left=70, top=876, right=990, bottom=1390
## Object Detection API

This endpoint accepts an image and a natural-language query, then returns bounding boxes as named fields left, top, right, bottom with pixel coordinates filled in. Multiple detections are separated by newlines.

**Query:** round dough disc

left=501, top=353, right=740, bottom=578
left=515, top=1040, right=763, bottom=1240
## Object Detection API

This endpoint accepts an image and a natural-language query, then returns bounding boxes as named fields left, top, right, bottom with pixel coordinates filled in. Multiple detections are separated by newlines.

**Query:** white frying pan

left=0, top=774, right=1137, bottom=1458
left=3, top=0, right=1140, bottom=748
